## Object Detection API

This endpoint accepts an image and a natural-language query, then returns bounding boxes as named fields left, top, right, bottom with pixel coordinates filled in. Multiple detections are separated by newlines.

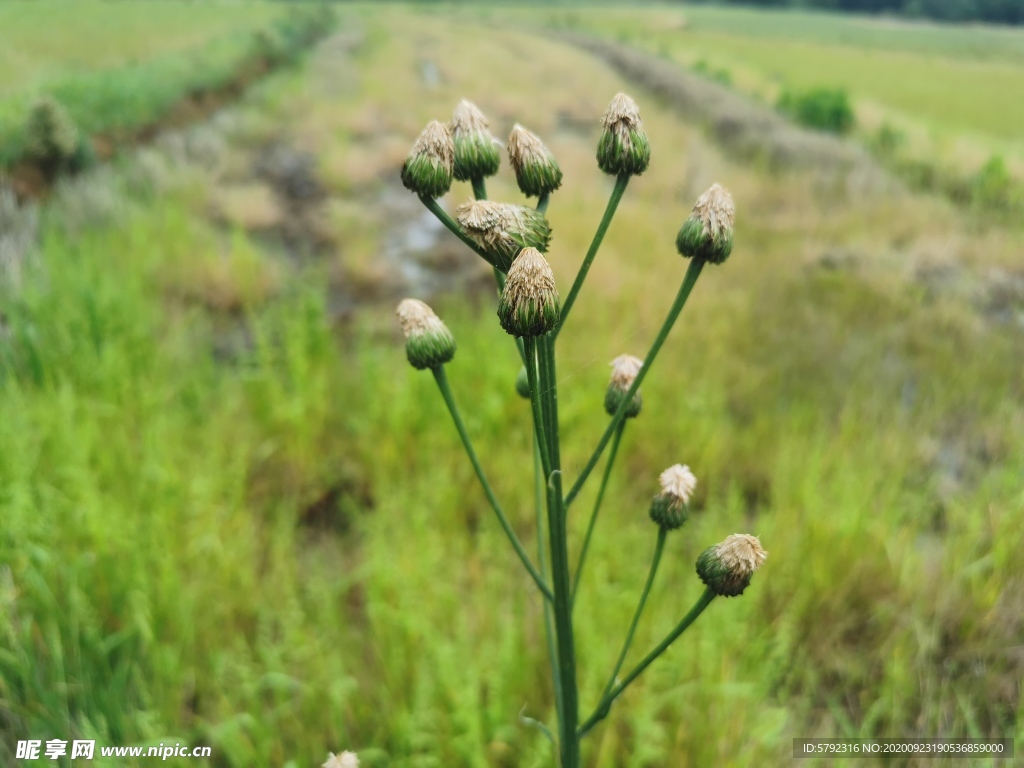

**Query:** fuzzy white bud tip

left=322, top=751, right=359, bottom=768
left=609, top=354, right=643, bottom=392
left=659, top=464, right=697, bottom=504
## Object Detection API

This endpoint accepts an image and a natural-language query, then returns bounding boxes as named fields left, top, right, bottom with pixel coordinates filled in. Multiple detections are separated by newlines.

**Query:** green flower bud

left=497, top=247, right=560, bottom=338
left=401, top=120, right=454, bottom=199
left=597, top=93, right=650, bottom=177
left=507, top=124, right=563, bottom=198
left=676, top=184, right=735, bottom=264
left=449, top=100, right=501, bottom=182
left=648, top=464, right=696, bottom=531
left=456, top=200, right=552, bottom=268
left=396, top=298, right=456, bottom=370
left=696, top=533, right=767, bottom=597
left=605, top=354, right=643, bottom=418
left=515, top=366, right=531, bottom=399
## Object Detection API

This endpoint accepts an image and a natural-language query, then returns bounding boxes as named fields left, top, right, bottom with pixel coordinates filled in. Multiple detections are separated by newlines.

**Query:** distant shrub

left=970, top=155, right=1016, bottom=213
left=872, top=122, right=906, bottom=155
left=692, top=59, right=732, bottom=86
left=776, top=86, right=855, bottom=135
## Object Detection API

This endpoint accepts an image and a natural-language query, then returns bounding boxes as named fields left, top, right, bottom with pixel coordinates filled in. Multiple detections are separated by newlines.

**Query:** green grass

left=1, top=5, right=1023, bottom=767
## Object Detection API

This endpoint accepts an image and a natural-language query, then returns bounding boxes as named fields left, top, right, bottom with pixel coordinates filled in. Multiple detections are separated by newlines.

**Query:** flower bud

left=497, top=247, right=560, bottom=338
left=322, top=752, right=359, bottom=768
left=401, top=120, right=454, bottom=199
left=515, top=366, right=531, bottom=399
left=649, top=464, right=696, bottom=531
left=396, top=298, right=456, bottom=370
left=676, top=184, right=735, bottom=264
left=456, top=200, right=552, bottom=267
left=449, top=100, right=501, bottom=182
left=605, top=354, right=643, bottom=418
left=696, top=533, right=767, bottom=597
left=597, top=93, right=650, bottom=177
left=508, top=124, right=563, bottom=197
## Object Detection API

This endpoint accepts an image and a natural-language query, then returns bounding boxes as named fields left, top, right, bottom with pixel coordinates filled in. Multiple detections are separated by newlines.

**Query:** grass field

left=1, top=3, right=1023, bottom=767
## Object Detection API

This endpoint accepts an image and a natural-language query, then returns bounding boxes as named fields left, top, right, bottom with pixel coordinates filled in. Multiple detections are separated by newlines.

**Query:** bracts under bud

left=401, top=120, right=455, bottom=199
left=449, top=100, right=501, bottom=182
left=456, top=200, right=552, bottom=269
left=497, top=247, right=561, bottom=338
left=605, top=354, right=643, bottom=418
left=676, top=184, right=735, bottom=264
left=696, top=534, right=767, bottom=597
left=508, top=124, right=563, bottom=198
left=649, top=464, right=696, bottom=531
left=396, top=298, right=456, bottom=370
left=597, top=93, right=651, bottom=177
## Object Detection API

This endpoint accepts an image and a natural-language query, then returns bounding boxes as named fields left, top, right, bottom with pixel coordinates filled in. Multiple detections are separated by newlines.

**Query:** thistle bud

left=508, top=124, right=563, bottom=198
left=696, top=533, right=767, bottom=597
left=597, top=93, right=650, bottom=177
left=497, top=247, right=560, bottom=338
left=322, top=752, right=359, bottom=768
left=676, top=184, right=735, bottom=264
left=456, top=200, right=552, bottom=267
left=401, top=120, right=454, bottom=199
left=395, top=298, right=456, bottom=370
left=649, top=464, right=696, bottom=531
left=515, top=366, right=531, bottom=399
left=449, top=100, right=501, bottom=182
left=605, top=354, right=643, bottom=418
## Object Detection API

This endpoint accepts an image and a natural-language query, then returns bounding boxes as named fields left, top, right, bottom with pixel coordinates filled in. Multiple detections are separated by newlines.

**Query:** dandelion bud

left=676, top=184, right=735, bottom=264
left=649, top=464, right=696, bottom=531
left=508, top=124, right=563, bottom=197
left=497, top=247, right=560, bottom=338
left=322, top=752, right=359, bottom=768
left=401, top=120, right=454, bottom=199
left=605, top=354, right=643, bottom=418
left=515, top=366, right=531, bottom=399
left=449, top=100, right=501, bottom=181
left=696, top=533, right=767, bottom=597
left=597, top=93, right=650, bottom=177
left=456, top=200, right=552, bottom=267
left=396, top=298, right=456, bottom=370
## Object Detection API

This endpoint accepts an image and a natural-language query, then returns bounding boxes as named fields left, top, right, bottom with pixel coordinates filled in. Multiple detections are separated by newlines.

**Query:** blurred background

left=0, top=1, right=1021, bottom=766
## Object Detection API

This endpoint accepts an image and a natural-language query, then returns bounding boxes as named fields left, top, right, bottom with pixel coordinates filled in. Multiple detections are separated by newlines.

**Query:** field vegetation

left=1, top=3, right=1022, bottom=767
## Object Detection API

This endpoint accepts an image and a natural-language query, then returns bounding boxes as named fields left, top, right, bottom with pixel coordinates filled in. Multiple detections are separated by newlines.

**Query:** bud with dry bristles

left=449, top=100, right=501, bottom=181
left=597, top=93, right=650, bottom=177
left=396, top=298, right=456, bottom=370
left=649, top=464, right=696, bottom=530
left=456, top=199, right=552, bottom=269
left=497, top=247, right=560, bottom=337
left=696, top=533, right=767, bottom=597
left=401, top=120, right=454, bottom=199
left=605, top=354, right=643, bottom=418
left=322, top=752, right=359, bottom=768
left=676, top=184, right=735, bottom=264
left=508, top=124, right=563, bottom=198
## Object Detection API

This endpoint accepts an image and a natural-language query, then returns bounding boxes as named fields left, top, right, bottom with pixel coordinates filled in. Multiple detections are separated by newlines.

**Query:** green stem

left=571, top=421, right=625, bottom=606
left=538, top=335, right=579, bottom=768
left=598, top=529, right=667, bottom=703
left=523, top=338, right=552, bottom=478
left=564, top=258, right=706, bottom=509
left=536, top=435, right=563, bottom=730
left=578, top=587, right=716, bottom=738
left=536, top=191, right=550, bottom=214
left=555, top=174, right=629, bottom=339
left=431, top=366, right=553, bottom=601
left=472, top=177, right=488, bottom=200
left=418, top=194, right=504, bottom=272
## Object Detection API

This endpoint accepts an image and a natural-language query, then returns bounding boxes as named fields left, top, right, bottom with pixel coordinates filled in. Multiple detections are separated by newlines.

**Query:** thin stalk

left=471, top=177, right=488, bottom=200
left=571, top=421, right=625, bottom=606
left=536, top=191, right=550, bottom=214
left=578, top=587, right=716, bottom=738
left=418, top=194, right=504, bottom=272
left=536, top=436, right=563, bottom=730
left=598, top=529, right=667, bottom=703
left=555, top=174, right=629, bottom=338
left=538, top=335, right=579, bottom=768
left=431, top=366, right=552, bottom=601
left=564, top=258, right=706, bottom=509
left=523, top=338, right=551, bottom=478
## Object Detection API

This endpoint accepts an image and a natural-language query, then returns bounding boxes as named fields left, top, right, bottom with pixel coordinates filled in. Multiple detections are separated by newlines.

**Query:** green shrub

left=776, top=86, right=855, bottom=135
left=692, top=59, right=733, bottom=86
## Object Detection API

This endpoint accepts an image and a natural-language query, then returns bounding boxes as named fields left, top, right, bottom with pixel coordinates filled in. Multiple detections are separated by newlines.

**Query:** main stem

left=535, top=435, right=563, bottom=730
left=555, top=174, right=629, bottom=338
left=538, top=334, right=579, bottom=767
left=431, top=366, right=552, bottom=601
left=564, top=258, right=706, bottom=509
